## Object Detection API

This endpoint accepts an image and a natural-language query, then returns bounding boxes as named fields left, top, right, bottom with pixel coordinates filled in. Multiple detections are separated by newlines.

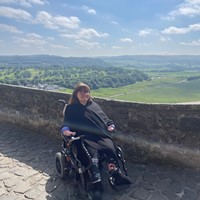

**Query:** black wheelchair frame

left=55, top=99, right=129, bottom=199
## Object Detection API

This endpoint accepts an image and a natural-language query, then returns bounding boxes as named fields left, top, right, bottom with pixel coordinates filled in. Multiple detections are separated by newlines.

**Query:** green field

left=1, top=65, right=200, bottom=103
left=85, top=72, right=200, bottom=103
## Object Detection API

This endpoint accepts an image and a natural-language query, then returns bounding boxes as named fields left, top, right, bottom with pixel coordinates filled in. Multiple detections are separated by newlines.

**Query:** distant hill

left=101, top=55, right=200, bottom=70
left=0, top=54, right=200, bottom=70
left=0, top=54, right=107, bottom=68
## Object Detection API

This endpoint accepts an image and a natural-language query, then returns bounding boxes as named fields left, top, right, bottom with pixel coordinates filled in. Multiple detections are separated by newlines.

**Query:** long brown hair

left=68, top=82, right=92, bottom=104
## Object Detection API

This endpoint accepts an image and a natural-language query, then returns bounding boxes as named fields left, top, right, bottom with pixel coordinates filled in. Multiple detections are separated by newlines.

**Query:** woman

left=61, top=82, right=131, bottom=194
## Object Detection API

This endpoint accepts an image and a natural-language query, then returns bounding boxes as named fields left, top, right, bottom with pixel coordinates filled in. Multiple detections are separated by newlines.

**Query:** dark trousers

left=85, top=138, right=119, bottom=183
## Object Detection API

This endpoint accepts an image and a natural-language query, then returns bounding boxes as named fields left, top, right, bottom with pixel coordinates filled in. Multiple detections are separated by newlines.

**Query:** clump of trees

left=187, top=76, right=200, bottom=81
left=0, top=65, right=149, bottom=89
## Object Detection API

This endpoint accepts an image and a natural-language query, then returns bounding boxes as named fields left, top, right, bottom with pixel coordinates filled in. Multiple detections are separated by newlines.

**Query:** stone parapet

left=1, top=83, right=200, bottom=168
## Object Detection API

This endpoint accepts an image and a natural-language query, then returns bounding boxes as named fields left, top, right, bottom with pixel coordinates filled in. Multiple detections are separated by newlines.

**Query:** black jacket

left=62, top=100, right=114, bottom=142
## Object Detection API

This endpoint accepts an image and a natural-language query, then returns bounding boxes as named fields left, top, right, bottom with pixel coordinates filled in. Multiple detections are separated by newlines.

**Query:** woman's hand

left=107, top=124, right=115, bottom=132
left=63, top=130, right=76, bottom=137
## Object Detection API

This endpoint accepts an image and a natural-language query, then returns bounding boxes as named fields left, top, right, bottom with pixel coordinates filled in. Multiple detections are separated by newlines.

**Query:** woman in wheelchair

left=61, top=82, right=132, bottom=195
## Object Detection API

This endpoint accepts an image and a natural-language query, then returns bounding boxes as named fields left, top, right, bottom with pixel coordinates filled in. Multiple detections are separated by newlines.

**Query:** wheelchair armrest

left=69, top=135, right=85, bottom=143
left=61, top=134, right=84, bottom=142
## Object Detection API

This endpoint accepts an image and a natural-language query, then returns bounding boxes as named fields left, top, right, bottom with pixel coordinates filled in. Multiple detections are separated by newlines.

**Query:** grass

left=90, top=71, right=200, bottom=103
left=59, top=76, right=200, bottom=103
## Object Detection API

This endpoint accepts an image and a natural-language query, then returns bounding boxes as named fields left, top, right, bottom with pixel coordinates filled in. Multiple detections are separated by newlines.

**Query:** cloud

left=46, top=36, right=54, bottom=41
left=35, top=11, right=80, bottom=30
left=0, top=23, right=23, bottom=33
left=0, top=0, right=49, bottom=7
left=162, top=26, right=188, bottom=34
left=120, top=38, right=133, bottom=43
left=111, top=21, right=119, bottom=25
left=140, top=42, right=153, bottom=46
left=190, top=23, right=200, bottom=30
left=82, top=5, right=96, bottom=15
left=78, top=28, right=109, bottom=39
left=27, top=32, right=43, bottom=38
left=180, top=39, right=200, bottom=45
left=51, top=44, right=69, bottom=49
left=60, top=33, right=78, bottom=39
left=61, top=28, right=109, bottom=40
left=54, top=16, right=80, bottom=29
left=112, top=46, right=122, bottom=49
left=29, top=0, right=49, bottom=6
left=75, top=39, right=100, bottom=49
left=160, top=36, right=171, bottom=42
left=0, top=6, right=32, bottom=21
left=14, top=33, right=46, bottom=46
left=163, top=0, right=200, bottom=20
left=138, top=28, right=154, bottom=37
left=162, top=23, right=200, bottom=34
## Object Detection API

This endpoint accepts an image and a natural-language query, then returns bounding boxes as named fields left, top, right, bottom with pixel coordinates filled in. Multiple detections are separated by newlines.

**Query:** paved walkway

left=0, top=122, right=200, bottom=200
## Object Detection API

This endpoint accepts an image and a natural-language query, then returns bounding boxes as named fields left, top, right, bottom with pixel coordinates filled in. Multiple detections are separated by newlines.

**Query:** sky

left=0, top=0, right=200, bottom=57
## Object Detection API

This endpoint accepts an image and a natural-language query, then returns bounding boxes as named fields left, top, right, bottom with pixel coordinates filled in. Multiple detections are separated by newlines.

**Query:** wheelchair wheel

left=55, top=152, right=66, bottom=179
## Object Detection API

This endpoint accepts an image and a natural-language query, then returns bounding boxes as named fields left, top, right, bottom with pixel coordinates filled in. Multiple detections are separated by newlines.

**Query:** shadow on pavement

left=0, top=122, right=135, bottom=200
left=1, top=122, right=200, bottom=200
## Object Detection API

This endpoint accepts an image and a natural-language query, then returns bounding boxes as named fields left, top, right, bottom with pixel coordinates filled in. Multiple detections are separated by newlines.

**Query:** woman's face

left=77, top=89, right=90, bottom=105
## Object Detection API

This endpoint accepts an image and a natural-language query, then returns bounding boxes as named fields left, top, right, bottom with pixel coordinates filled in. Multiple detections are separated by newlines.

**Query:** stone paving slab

left=0, top=122, right=200, bottom=200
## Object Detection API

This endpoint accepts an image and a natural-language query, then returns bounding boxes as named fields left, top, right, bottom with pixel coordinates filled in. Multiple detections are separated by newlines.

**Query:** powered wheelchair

left=55, top=100, right=130, bottom=200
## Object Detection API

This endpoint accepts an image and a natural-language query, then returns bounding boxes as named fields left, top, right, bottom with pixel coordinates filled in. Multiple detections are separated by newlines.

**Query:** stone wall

left=1, top=83, right=200, bottom=168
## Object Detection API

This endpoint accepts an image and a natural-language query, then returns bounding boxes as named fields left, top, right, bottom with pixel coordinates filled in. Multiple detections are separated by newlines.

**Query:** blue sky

left=0, top=0, right=200, bottom=57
